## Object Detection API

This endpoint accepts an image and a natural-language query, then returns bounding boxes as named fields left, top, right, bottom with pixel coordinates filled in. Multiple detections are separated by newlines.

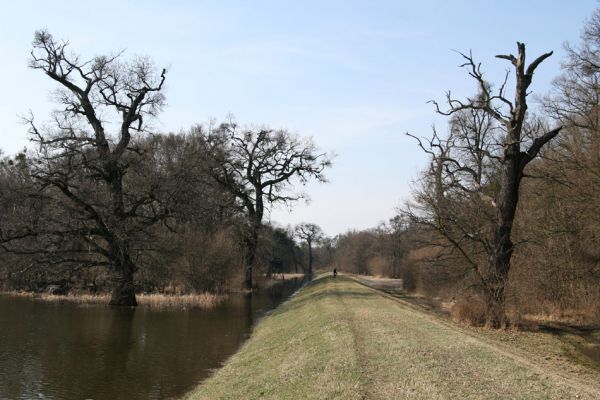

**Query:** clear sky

left=0, top=1, right=596, bottom=236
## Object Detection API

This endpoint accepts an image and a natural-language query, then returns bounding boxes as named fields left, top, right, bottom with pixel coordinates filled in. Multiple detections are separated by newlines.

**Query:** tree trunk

left=486, top=135, right=522, bottom=327
left=107, top=166, right=138, bottom=306
left=484, top=281, right=507, bottom=328
left=110, top=258, right=137, bottom=306
left=307, top=238, right=313, bottom=276
left=292, top=248, right=298, bottom=273
left=486, top=221, right=513, bottom=327
left=243, top=220, right=260, bottom=290
left=243, top=239, right=255, bottom=290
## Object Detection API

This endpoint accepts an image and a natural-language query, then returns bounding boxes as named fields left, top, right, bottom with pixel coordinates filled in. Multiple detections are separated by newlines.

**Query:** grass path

left=184, top=275, right=600, bottom=399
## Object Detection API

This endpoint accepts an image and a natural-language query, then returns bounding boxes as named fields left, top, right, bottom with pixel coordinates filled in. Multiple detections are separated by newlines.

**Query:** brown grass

left=450, top=296, right=487, bottom=326
left=262, top=272, right=306, bottom=280
left=137, top=293, right=223, bottom=309
left=277, top=273, right=306, bottom=279
left=3, top=291, right=224, bottom=309
left=522, top=306, right=600, bottom=327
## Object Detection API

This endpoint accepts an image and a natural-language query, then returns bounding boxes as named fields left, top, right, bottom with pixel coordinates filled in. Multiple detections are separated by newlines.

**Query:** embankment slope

left=184, top=275, right=600, bottom=400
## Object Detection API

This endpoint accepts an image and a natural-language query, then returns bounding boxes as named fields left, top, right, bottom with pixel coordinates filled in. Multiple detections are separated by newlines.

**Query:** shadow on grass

left=349, top=275, right=452, bottom=319
left=518, top=323, right=600, bottom=366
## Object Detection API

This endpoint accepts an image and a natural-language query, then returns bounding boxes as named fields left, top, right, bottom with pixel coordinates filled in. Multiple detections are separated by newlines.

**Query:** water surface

left=0, top=278, right=306, bottom=400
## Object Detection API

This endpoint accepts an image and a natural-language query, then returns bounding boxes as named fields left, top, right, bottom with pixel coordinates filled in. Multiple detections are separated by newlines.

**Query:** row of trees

left=333, top=10, right=600, bottom=327
left=0, top=30, right=331, bottom=306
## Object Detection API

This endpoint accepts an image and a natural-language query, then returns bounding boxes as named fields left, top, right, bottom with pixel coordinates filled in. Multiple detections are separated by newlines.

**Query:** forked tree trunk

left=428, top=43, right=560, bottom=327
left=482, top=43, right=560, bottom=326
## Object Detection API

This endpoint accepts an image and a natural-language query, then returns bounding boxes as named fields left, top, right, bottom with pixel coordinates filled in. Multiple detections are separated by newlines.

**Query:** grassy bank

left=184, top=274, right=600, bottom=400
left=4, top=291, right=223, bottom=309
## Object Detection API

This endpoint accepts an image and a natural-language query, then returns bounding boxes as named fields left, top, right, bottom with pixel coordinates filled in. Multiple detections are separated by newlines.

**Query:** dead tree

left=413, top=43, right=561, bottom=326
left=203, top=123, right=331, bottom=290
left=295, top=223, right=324, bottom=276
left=2, top=30, right=168, bottom=306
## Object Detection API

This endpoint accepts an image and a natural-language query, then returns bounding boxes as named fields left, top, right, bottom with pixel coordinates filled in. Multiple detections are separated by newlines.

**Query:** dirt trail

left=350, top=274, right=600, bottom=399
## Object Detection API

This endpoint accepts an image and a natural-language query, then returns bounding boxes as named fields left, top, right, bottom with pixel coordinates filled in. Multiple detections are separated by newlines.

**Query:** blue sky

left=0, top=1, right=596, bottom=235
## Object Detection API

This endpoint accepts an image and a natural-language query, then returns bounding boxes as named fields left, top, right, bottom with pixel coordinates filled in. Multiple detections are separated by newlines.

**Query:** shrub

left=451, top=296, right=487, bottom=326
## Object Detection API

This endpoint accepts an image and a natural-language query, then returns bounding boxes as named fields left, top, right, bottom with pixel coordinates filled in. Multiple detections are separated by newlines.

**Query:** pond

left=0, top=278, right=307, bottom=400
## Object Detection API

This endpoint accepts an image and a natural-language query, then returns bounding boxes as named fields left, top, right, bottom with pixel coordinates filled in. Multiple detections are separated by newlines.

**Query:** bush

left=451, top=296, right=487, bottom=326
left=182, top=228, right=242, bottom=293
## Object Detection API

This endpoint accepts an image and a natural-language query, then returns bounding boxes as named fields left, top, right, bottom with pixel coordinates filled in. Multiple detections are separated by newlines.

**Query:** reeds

left=3, top=291, right=224, bottom=309
left=137, top=292, right=223, bottom=309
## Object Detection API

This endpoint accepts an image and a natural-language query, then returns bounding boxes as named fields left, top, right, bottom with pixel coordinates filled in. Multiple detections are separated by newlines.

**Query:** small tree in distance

left=295, top=223, right=324, bottom=276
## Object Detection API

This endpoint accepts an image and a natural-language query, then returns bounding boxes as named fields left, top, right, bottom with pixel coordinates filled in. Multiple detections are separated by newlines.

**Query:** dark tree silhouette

left=2, top=30, right=168, bottom=306
left=295, top=223, right=324, bottom=276
left=411, top=43, right=562, bottom=326
left=203, top=123, right=331, bottom=289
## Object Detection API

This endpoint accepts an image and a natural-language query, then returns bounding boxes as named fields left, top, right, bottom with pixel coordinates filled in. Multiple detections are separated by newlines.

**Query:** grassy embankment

left=184, top=274, right=600, bottom=400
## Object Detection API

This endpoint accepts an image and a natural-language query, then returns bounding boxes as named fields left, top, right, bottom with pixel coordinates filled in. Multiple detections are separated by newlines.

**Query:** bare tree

left=1, top=30, right=168, bottom=306
left=405, top=109, right=499, bottom=290
left=410, top=43, right=562, bottom=326
left=295, top=223, right=324, bottom=276
left=203, top=123, right=331, bottom=289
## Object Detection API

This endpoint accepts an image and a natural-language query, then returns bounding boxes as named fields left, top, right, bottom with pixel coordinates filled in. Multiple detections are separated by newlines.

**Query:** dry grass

left=275, top=273, right=306, bottom=280
left=184, top=275, right=600, bottom=400
left=521, top=304, right=600, bottom=327
left=5, top=291, right=111, bottom=305
left=3, top=291, right=224, bottom=309
left=450, top=296, right=487, bottom=326
left=257, top=273, right=308, bottom=289
left=261, top=272, right=307, bottom=282
left=137, top=293, right=223, bottom=309
left=349, top=273, right=404, bottom=294
left=345, top=272, right=402, bottom=283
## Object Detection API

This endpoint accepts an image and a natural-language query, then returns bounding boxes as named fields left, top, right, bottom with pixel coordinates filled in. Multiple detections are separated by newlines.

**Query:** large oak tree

left=203, top=123, right=331, bottom=289
left=2, top=31, right=169, bottom=306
